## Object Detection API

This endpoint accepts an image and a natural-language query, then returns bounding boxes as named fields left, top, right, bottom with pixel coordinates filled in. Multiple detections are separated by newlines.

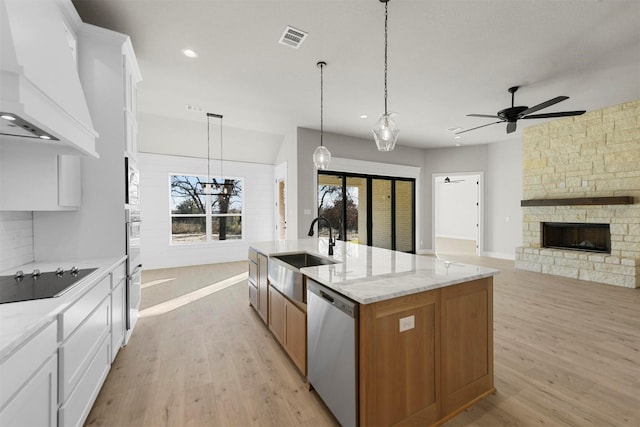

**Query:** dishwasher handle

left=307, top=279, right=358, bottom=318
left=320, top=290, right=334, bottom=303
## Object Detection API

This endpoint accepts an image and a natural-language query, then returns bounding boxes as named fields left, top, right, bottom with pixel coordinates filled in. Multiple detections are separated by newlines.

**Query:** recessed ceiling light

left=455, top=143, right=461, bottom=147
left=360, top=114, right=368, bottom=119
left=448, top=127, right=462, bottom=133
left=454, top=135, right=461, bottom=139
left=39, top=135, right=51, bottom=140
left=182, top=49, right=198, bottom=58
left=1, top=114, right=16, bottom=121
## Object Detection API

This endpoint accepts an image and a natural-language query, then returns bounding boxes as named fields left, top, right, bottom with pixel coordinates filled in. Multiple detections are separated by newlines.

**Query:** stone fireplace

left=515, top=100, right=640, bottom=288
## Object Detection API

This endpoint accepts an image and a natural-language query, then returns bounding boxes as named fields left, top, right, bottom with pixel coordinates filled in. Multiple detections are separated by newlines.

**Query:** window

left=317, top=171, right=415, bottom=253
left=170, top=174, right=243, bottom=244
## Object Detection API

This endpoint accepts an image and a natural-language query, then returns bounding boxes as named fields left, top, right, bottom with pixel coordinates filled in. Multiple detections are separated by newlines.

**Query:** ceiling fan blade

left=455, top=120, right=504, bottom=135
left=506, top=122, right=517, bottom=133
left=467, top=114, right=500, bottom=118
left=522, top=110, right=587, bottom=119
left=519, top=96, right=569, bottom=117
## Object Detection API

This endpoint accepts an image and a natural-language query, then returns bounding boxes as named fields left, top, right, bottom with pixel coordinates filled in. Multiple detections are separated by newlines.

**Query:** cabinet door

left=58, top=155, right=82, bottom=207
left=124, top=111, right=138, bottom=160
left=441, top=278, right=493, bottom=417
left=0, top=145, right=81, bottom=211
left=111, top=278, right=126, bottom=362
left=268, top=286, right=285, bottom=345
left=284, top=300, right=306, bottom=375
left=257, top=253, right=268, bottom=322
left=359, top=289, right=440, bottom=426
left=0, top=355, right=57, bottom=427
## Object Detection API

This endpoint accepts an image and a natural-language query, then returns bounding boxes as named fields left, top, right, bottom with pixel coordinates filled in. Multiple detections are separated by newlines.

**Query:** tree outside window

left=170, top=174, right=243, bottom=243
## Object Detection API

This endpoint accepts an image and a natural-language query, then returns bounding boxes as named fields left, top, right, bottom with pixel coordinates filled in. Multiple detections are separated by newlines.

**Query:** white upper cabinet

left=0, top=0, right=98, bottom=157
left=78, top=24, right=141, bottom=161
left=0, top=143, right=81, bottom=211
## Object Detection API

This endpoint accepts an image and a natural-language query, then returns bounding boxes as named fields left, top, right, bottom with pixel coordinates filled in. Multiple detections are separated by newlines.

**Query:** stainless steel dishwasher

left=307, top=278, right=358, bottom=427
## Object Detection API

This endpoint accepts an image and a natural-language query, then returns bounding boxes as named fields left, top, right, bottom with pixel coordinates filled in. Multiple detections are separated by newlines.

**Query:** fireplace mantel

left=520, top=196, right=634, bottom=207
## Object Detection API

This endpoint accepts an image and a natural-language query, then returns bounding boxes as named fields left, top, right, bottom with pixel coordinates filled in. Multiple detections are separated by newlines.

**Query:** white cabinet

left=58, top=272, right=112, bottom=427
left=0, top=144, right=81, bottom=211
left=0, top=322, right=58, bottom=427
left=110, top=261, right=127, bottom=362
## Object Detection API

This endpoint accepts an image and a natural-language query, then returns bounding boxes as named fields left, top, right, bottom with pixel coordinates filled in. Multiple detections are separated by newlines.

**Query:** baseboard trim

left=481, top=251, right=515, bottom=260
left=417, top=249, right=435, bottom=255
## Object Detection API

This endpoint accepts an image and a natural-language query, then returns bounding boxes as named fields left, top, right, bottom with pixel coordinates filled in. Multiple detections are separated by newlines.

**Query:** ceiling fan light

left=372, top=112, right=399, bottom=151
left=313, top=145, right=331, bottom=170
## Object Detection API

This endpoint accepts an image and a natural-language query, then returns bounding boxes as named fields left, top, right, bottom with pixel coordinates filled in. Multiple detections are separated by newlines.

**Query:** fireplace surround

left=514, top=100, right=640, bottom=288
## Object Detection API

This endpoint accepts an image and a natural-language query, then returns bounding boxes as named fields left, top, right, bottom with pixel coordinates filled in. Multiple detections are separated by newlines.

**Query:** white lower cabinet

left=58, top=336, right=111, bottom=427
left=0, top=322, right=58, bottom=427
left=59, top=296, right=111, bottom=403
left=0, top=259, right=131, bottom=427
left=111, top=277, right=126, bottom=363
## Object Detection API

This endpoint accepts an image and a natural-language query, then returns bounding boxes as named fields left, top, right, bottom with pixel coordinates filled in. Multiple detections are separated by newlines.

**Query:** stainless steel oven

left=125, top=207, right=142, bottom=342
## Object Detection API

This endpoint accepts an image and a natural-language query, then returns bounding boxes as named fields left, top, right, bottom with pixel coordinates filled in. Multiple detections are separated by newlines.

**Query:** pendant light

left=372, top=0, right=399, bottom=152
left=200, top=112, right=224, bottom=195
left=313, top=61, right=331, bottom=170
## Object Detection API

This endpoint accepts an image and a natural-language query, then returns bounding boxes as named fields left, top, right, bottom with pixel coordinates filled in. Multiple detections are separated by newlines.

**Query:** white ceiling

left=73, top=0, right=640, bottom=150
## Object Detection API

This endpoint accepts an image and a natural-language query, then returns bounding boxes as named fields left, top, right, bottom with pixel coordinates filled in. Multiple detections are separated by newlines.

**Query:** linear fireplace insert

left=542, top=222, right=611, bottom=254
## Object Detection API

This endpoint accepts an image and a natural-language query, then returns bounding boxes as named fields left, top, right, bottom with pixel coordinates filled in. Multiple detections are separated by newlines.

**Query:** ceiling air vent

left=279, top=26, right=308, bottom=49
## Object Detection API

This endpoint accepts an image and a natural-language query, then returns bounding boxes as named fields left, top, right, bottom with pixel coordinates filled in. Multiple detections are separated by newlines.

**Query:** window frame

left=169, top=173, right=244, bottom=245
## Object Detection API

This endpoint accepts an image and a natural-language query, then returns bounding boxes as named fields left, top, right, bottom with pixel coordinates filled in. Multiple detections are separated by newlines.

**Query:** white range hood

left=0, top=0, right=98, bottom=157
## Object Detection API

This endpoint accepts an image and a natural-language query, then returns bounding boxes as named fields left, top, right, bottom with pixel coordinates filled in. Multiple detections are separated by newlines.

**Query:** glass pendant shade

left=313, top=145, right=331, bottom=170
left=372, top=112, right=399, bottom=151
left=313, top=61, right=331, bottom=170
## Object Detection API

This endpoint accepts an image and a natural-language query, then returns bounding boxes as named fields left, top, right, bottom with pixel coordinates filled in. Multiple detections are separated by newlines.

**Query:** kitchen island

left=249, top=239, right=499, bottom=427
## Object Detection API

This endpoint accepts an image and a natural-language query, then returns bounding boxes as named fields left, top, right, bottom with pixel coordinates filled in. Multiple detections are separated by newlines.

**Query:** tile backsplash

left=0, top=211, right=34, bottom=271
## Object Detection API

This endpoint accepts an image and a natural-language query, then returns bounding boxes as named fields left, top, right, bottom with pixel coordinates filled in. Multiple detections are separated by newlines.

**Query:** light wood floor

left=85, top=257, right=640, bottom=427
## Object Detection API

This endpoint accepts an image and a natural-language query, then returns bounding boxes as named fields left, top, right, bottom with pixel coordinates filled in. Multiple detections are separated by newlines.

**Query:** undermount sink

left=271, top=252, right=338, bottom=270
left=268, top=252, right=338, bottom=303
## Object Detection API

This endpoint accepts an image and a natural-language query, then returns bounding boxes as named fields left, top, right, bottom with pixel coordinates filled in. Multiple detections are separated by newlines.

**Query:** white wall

left=423, top=145, right=488, bottom=252
left=0, top=211, right=34, bottom=271
left=138, top=153, right=274, bottom=270
left=296, top=127, right=425, bottom=244
left=486, top=139, right=523, bottom=259
left=137, top=112, right=284, bottom=165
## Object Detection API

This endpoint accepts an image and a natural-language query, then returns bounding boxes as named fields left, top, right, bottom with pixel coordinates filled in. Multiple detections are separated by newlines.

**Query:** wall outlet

left=582, top=180, right=588, bottom=187
left=399, top=315, right=415, bottom=332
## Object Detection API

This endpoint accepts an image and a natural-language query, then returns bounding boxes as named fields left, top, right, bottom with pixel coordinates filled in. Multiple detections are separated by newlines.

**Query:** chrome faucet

left=308, top=216, right=335, bottom=256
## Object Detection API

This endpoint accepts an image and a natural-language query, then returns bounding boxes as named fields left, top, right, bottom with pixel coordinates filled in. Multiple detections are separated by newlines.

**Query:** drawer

left=248, top=281, right=258, bottom=309
left=111, top=261, right=126, bottom=289
left=248, top=248, right=258, bottom=263
left=59, top=274, right=110, bottom=340
left=248, top=260, right=258, bottom=283
left=0, top=321, right=57, bottom=408
left=58, top=336, right=111, bottom=427
left=59, top=296, right=110, bottom=403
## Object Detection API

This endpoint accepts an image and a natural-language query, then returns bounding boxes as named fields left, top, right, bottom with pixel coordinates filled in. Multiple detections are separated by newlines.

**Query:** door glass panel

left=372, top=179, right=392, bottom=249
left=345, top=177, right=367, bottom=244
left=395, top=180, right=413, bottom=252
left=317, top=174, right=343, bottom=238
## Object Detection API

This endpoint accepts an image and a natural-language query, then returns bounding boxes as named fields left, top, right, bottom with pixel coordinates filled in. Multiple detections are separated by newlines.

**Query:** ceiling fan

left=455, top=86, right=586, bottom=135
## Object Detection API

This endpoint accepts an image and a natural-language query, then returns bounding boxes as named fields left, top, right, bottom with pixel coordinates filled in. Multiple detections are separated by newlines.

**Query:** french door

left=317, top=172, right=415, bottom=253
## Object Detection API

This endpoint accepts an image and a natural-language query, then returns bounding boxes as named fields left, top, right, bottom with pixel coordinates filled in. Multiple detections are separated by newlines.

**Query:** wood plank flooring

left=85, top=257, right=640, bottom=427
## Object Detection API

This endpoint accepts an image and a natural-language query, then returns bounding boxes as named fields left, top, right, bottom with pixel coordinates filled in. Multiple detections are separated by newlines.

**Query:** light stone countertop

left=0, top=256, right=125, bottom=361
left=249, top=239, right=499, bottom=304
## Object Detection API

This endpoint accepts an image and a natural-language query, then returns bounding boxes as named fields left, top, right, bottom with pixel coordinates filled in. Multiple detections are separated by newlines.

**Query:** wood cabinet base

left=359, top=277, right=493, bottom=427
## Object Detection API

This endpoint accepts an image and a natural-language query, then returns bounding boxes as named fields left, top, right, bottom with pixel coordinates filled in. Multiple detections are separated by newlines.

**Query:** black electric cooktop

left=0, top=268, right=98, bottom=304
